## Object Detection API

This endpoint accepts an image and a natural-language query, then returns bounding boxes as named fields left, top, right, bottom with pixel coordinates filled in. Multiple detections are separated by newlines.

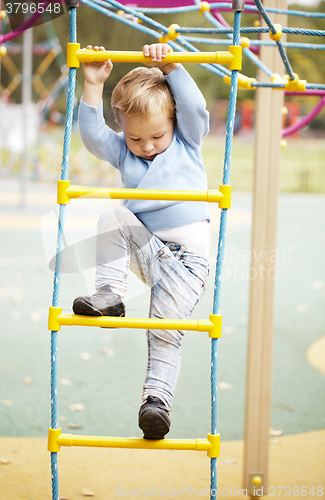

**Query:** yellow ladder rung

left=48, top=428, right=220, bottom=457
left=66, top=43, right=242, bottom=71
left=57, top=180, right=231, bottom=209
left=48, top=307, right=222, bottom=338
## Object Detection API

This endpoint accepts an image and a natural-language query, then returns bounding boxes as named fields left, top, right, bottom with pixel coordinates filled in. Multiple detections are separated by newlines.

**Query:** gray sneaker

left=73, top=285, right=125, bottom=317
left=138, top=396, right=171, bottom=440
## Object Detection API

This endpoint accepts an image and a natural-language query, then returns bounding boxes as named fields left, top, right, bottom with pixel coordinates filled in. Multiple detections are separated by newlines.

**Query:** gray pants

left=95, top=206, right=209, bottom=407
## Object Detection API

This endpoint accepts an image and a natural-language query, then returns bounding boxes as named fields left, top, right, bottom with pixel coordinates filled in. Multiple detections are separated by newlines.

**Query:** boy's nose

left=143, top=142, right=154, bottom=153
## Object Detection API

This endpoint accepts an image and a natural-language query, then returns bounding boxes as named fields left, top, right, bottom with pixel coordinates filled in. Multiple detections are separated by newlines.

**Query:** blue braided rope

left=130, top=4, right=200, bottom=14
left=275, top=40, right=295, bottom=80
left=306, top=84, right=325, bottom=90
left=87, top=0, right=238, bottom=89
left=246, top=4, right=325, bottom=18
left=277, top=7, right=325, bottom=18
left=203, top=4, right=274, bottom=79
left=46, top=3, right=323, bottom=499
left=50, top=323, right=59, bottom=500
left=199, top=0, right=267, bottom=87
left=251, top=82, right=325, bottom=90
left=210, top=12, right=240, bottom=500
left=253, top=0, right=293, bottom=80
left=80, top=0, right=164, bottom=39
left=80, top=0, right=231, bottom=80
left=198, top=61, right=229, bottom=79
left=281, top=28, right=325, bottom=36
left=175, top=27, right=325, bottom=37
left=79, top=0, right=229, bottom=80
left=198, top=0, right=273, bottom=79
left=251, top=82, right=284, bottom=88
left=92, top=0, right=169, bottom=34
left=173, top=36, right=231, bottom=76
left=207, top=2, right=325, bottom=18
left=245, top=39, right=325, bottom=50
left=182, top=37, right=325, bottom=51
left=80, top=0, right=325, bottom=88
left=269, top=41, right=325, bottom=50
left=122, top=2, right=325, bottom=18
left=102, top=0, right=232, bottom=78
left=185, top=5, right=231, bottom=500
left=243, top=46, right=274, bottom=78
left=253, top=0, right=275, bottom=32
left=85, top=1, right=325, bottom=38
left=50, top=7, right=77, bottom=500
left=205, top=2, right=229, bottom=496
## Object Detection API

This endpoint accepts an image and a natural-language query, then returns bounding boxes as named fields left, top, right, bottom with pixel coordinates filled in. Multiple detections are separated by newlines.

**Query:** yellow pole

left=57, top=181, right=232, bottom=208
left=3, top=76, right=22, bottom=96
left=67, top=186, right=223, bottom=203
left=81, top=49, right=224, bottom=64
left=48, top=428, right=220, bottom=457
left=34, top=48, right=58, bottom=77
left=67, top=43, right=241, bottom=70
left=48, top=307, right=222, bottom=338
left=56, top=312, right=212, bottom=333
left=32, top=75, right=48, bottom=97
left=58, top=434, right=208, bottom=451
left=1, top=53, right=20, bottom=77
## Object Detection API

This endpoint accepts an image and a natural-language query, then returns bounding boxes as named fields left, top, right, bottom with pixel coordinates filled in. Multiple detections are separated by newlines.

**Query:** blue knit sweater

left=78, top=64, right=210, bottom=232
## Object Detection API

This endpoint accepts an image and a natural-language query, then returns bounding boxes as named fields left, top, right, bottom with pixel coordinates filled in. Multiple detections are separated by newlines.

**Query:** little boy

left=73, top=43, right=210, bottom=439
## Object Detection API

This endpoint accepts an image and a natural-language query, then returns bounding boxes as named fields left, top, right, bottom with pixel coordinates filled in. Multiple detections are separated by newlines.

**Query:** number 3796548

left=6, top=2, right=62, bottom=14
left=269, top=486, right=323, bottom=496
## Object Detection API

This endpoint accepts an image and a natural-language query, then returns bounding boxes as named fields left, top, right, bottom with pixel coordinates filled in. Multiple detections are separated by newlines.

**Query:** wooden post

left=243, top=1, right=287, bottom=496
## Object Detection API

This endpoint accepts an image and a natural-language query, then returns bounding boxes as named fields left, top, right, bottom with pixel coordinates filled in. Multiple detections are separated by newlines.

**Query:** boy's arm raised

left=79, top=47, right=126, bottom=170
left=143, top=43, right=209, bottom=147
left=165, top=65, right=209, bottom=147
left=82, top=45, right=113, bottom=107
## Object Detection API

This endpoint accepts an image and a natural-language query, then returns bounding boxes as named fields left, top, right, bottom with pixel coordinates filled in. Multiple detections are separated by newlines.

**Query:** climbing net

left=76, top=0, right=325, bottom=136
left=1, top=0, right=324, bottom=172
left=78, top=0, right=325, bottom=87
left=1, top=0, right=324, bottom=131
left=43, top=2, right=325, bottom=500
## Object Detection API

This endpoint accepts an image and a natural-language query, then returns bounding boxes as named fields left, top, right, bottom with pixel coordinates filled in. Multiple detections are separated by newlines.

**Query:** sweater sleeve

left=164, top=65, right=209, bottom=148
left=78, top=98, right=127, bottom=171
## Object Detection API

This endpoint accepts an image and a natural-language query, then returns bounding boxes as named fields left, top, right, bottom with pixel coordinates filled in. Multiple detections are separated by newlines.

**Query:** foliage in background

left=1, top=1, right=324, bottom=191
left=1, top=1, right=324, bottom=125
left=1, top=129, right=324, bottom=193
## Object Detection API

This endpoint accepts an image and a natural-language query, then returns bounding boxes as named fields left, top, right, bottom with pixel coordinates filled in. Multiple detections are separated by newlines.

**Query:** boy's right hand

left=83, top=45, right=113, bottom=85
left=82, top=45, right=112, bottom=107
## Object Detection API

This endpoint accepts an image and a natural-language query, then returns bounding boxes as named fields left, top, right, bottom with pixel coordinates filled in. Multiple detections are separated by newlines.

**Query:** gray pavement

left=0, top=179, right=324, bottom=440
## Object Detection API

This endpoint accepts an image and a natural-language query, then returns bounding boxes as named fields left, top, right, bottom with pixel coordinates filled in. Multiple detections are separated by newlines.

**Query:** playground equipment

left=44, top=3, right=325, bottom=500
left=46, top=3, right=241, bottom=499
left=0, top=12, right=81, bottom=205
left=0, top=15, right=74, bottom=124
left=2, top=0, right=323, bottom=499
left=46, top=1, right=324, bottom=499
left=74, top=0, right=325, bottom=137
left=0, top=17, right=63, bottom=205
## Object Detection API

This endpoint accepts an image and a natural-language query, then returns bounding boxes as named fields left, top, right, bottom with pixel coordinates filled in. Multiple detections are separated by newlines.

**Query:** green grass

left=1, top=128, right=324, bottom=193
left=202, top=135, right=325, bottom=193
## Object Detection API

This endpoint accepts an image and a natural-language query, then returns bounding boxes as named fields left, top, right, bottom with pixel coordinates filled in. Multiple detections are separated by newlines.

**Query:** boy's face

left=119, top=111, right=174, bottom=161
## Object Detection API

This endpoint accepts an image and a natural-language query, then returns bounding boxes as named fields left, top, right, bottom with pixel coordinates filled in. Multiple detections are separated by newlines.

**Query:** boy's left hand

left=143, top=43, right=178, bottom=75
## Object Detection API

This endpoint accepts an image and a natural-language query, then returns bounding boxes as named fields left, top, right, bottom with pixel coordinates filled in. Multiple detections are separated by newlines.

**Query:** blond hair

left=111, top=67, right=175, bottom=124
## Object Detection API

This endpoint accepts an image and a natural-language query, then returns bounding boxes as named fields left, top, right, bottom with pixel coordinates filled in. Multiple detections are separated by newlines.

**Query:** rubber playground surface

left=0, top=179, right=324, bottom=498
